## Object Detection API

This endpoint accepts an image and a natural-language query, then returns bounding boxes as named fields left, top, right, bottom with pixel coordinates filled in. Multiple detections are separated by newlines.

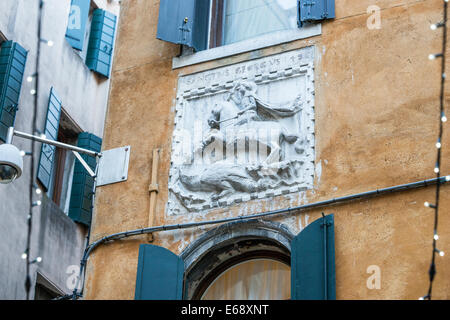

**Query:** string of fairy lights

left=20, top=0, right=53, bottom=300
left=420, top=0, right=449, bottom=300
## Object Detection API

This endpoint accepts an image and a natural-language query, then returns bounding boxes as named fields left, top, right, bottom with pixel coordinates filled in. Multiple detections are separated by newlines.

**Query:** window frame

left=208, top=0, right=225, bottom=49
left=173, top=0, right=321, bottom=69
left=46, top=107, right=82, bottom=214
left=52, top=132, right=68, bottom=207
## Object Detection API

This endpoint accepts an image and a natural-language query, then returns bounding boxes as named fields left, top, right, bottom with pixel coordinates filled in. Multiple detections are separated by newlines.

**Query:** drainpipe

left=147, top=149, right=160, bottom=242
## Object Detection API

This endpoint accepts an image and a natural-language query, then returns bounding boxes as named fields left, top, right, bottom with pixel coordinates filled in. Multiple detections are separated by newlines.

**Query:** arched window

left=201, top=258, right=291, bottom=300
left=134, top=216, right=336, bottom=300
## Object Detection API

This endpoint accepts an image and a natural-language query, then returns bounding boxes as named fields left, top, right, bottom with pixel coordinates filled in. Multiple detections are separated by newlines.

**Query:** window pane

left=223, top=0, right=297, bottom=45
left=201, top=259, right=291, bottom=300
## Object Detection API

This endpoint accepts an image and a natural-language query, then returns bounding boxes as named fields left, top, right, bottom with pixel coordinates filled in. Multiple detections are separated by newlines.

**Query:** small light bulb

left=431, top=24, right=437, bottom=30
left=36, top=257, right=42, bottom=263
left=20, top=150, right=26, bottom=157
left=40, top=133, right=46, bottom=139
left=436, top=142, right=441, bottom=149
left=35, top=188, right=42, bottom=195
left=429, top=54, right=436, bottom=60
left=21, top=253, right=27, bottom=260
left=435, top=167, right=440, bottom=173
left=434, top=234, right=439, bottom=240
left=30, top=89, right=36, bottom=95
left=419, top=296, right=424, bottom=300
left=439, top=251, right=445, bottom=257
left=445, top=175, right=450, bottom=181
left=442, top=115, right=447, bottom=123
left=47, top=40, right=54, bottom=47
left=37, top=200, right=41, bottom=206
left=27, top=76, right=33, bottom=82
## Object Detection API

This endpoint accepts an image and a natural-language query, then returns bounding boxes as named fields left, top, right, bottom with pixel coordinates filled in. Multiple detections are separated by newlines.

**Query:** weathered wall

left=0, top=0, right=119, bottom=299
left=85, top=0, right=450, bottom=299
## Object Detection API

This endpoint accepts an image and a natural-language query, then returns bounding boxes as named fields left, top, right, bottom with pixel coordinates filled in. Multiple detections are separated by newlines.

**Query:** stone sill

left=172, top=24, right=321, bottom=69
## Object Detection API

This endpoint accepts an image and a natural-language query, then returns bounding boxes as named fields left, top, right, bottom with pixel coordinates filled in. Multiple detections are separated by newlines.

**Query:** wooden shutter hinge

left=321, top=213, right=333, bottom=227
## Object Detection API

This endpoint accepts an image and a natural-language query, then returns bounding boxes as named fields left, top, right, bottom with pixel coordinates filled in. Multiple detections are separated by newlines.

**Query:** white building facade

left=0, top=0, right=120, bottom=299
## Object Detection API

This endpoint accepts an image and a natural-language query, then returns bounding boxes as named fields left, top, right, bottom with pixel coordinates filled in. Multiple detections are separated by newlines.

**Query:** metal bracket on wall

left=96, top=146, right=131, bottom=187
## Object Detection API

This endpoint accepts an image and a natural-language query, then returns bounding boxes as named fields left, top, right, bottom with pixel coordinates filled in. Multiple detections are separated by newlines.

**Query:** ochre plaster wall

left=84, top=0, right=450, bottom=299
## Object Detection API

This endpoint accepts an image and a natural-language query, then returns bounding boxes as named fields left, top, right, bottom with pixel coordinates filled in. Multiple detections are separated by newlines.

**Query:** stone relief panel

left=167, top=46, right=315, bottom=216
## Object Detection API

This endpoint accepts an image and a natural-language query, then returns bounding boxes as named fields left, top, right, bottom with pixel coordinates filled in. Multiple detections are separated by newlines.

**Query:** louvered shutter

left=298, top=0, right=335, bottom=25
left=85, top=9, right=117, bottom=78
left=66, top=0, right=91, bottom=50
left=135, top=244, right=184, bottom=300
left=68, top=132, right=101, bottom=226
left=291, top=214, right=336, bottom=300
left=157, top=0, right=209, bottom=52
left=36, top=87, right=62, bottom=191
left=0, top=41, right=27, bottom=142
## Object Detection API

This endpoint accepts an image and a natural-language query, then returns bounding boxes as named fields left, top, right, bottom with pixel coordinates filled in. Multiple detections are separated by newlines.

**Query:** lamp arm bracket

left=11, top=128, right=101, bottom=158
left=72, top=151, right=96, bottom=178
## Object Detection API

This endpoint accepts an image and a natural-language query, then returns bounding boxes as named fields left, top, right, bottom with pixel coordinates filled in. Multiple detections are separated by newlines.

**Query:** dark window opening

left=34, top=283, right=59, bottom=300
left=49, top=109, right=81, bottom=213
left=34, top=273, right=64, bottom=300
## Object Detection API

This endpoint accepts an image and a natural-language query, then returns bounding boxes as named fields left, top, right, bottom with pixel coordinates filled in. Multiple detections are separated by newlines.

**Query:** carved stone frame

left=168, top=46, right=316, bottom=216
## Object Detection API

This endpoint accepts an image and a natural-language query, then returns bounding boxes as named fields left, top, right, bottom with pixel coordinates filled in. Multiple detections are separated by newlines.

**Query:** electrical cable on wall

left=420, top=0, right=449, bottom=301
left=52, top=175, right=450, bottom=299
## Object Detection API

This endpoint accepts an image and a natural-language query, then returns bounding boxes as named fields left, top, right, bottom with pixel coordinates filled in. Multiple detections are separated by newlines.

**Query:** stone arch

left=180, top=219, right=295, bottom=299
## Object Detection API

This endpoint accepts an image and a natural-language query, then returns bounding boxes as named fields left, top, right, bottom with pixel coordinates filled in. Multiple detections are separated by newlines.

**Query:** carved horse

left=196, top=100, right=301, bottom=166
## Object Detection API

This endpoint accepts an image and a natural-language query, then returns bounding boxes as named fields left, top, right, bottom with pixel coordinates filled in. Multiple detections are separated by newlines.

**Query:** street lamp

left=0, top=127, right=130, bottom=186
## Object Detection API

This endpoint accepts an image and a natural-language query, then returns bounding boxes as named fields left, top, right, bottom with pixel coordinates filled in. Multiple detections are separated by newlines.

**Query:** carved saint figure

left=200, top=80, right=303, bottom=165
left=171, top=79, right=307, bottom=210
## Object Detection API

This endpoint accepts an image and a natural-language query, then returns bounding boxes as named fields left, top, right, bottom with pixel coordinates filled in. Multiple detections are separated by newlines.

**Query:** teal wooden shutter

left=0, top=41, right=27, bottom=142
left=36, top=87, right=62, bottom=191
left=68, top=132, right=102, bottom=226
left=291, top=214, right=336, bottom=300
left=298, top=0, right=335, bottom=25
left=86, top=9, right=117, bottom=78
left=66, top=0, right=91, bottom=50
left=192, top=0, right=210, bottom=51
left=157, top=0, right=209, bottom=52
left=135, top=244, right=184, bottom=300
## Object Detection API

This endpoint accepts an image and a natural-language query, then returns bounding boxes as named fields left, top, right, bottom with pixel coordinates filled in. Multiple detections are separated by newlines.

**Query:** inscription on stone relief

left=167, top=47, right=315, bottom=215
